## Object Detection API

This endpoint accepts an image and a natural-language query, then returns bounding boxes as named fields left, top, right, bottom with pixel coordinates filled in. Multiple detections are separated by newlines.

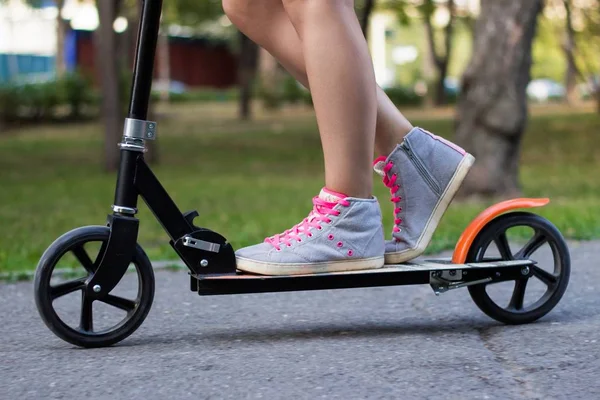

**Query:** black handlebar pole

left=128, top=0, right=163, bottom=120
left=113, top=0, right=163, bottom=211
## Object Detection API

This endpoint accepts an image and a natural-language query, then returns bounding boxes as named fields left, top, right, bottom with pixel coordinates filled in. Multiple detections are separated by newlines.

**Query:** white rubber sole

left=236, top=256, right=385, bottom=276
left=384, top=153, right=475, bottom=265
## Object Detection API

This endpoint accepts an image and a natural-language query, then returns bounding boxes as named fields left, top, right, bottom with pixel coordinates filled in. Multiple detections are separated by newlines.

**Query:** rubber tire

left=34, top=225, right=155, bottom=348
left=466, top=212, right=570, bottom=325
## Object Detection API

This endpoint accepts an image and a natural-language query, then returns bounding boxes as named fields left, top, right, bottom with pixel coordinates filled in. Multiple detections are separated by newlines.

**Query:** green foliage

left=19, top=81, right=62, bottom=120
left=281, top=76, right=307, bottom=104
left=0, top=85, right=20, bottom=124
left=384, top=86, right=424, bottom=106
left=60, top=71, right=96, bottom=119
left=0, top=107, right=598, bottom=273
left=0, top=71, right=97, bottom=127
left=159, top=88, right=240, bottom=103
left=255, top=74, right=312, bottom=110
left=162, top=0, right=224, bottom=27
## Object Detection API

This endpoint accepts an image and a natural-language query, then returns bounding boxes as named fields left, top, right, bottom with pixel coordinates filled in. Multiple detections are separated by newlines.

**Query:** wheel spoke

left=93, top=241, right=108, bottom=270
left=72, top=245, right=95, bottom=274
left=515, top=231, right=547, bottom=259
left=79, top=293, right=94, bottom=332
left=508, top=279, right=528, bottom=310
left=494, top=232, right=513, bottom=260
left=100, top=295, right=137, bottom=312
left=532, top=265, right=558, bottom=287
left=50, top=278, right=86, bottom=300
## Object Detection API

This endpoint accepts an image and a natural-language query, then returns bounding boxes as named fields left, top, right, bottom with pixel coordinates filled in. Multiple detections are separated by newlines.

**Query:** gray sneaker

left=373, top=127, right=475, bottom=264
left=235, top=188, right=385, bottom=275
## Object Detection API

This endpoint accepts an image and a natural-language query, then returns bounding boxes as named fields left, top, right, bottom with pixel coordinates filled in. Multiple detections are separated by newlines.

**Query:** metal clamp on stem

left=124, top=118, right=157, bottom=140
left=118, top=137, right=146, bottom=152
left=112, top=205, right=138, bottom=215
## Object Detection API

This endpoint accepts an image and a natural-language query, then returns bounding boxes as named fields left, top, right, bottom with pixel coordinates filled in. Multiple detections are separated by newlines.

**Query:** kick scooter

left=33, top=0, right=571, bottom=348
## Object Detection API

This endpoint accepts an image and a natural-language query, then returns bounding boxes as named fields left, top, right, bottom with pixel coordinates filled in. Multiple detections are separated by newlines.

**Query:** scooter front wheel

left=466, top=212, right=570, bottom=325
left=34, top=226, right=155, bottom=348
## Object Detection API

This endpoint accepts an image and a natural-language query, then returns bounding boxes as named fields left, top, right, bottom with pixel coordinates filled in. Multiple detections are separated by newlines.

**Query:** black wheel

left=466, top=211, right=570, bottom=324
left=34, top=225, right=155, bottom=348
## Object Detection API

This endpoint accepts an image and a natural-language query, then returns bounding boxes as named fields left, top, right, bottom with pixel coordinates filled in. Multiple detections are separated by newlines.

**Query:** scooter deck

left=191, top=259, right=534, bottom=296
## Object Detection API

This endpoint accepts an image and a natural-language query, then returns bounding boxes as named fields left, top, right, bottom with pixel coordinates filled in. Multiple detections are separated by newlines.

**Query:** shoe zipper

left=401, top=141, right=441, bottom=196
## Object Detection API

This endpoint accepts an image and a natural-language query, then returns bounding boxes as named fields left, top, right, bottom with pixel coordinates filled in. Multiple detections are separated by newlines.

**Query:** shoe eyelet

left=328, top=234, right=334, bottom=240
left=337, top=241, right=343, bottom=248
left=348, top=250, right=354, bottom=256
left=287, top=243, right=292, bottom=247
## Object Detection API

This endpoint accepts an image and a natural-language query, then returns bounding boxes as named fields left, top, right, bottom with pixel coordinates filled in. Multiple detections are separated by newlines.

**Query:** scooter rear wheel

left=34, top=226, right=155, bottom=348
left=466, top=212, right=570, bottom=324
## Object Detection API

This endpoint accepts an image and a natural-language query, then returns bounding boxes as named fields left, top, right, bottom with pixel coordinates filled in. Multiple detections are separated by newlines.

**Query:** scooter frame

left=88, top=0, right=557, bottom=297
left=32, top=0, right=571, bottom=348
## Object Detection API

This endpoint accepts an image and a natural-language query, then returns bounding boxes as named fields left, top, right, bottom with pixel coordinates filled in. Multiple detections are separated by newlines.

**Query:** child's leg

left=223, top=0, right=475, bottom=274
left=280, top=0, right=376, bottom=198
left=222, top=0, right=413, bottom=160
left=224, top=0, right=385, bottom=275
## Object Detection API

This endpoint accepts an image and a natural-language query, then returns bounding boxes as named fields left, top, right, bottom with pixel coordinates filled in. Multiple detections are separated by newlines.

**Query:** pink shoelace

left=380, top=160, right=403, bottom=237
left=265, top=196, right=350, bottom=251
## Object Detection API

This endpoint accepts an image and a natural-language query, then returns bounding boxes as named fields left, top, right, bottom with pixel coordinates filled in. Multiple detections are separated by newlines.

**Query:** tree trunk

left=158, top=24, right=171, bottom=103
left=563, top=0, right=578, bottom=105
left=55, top=0, right=67, bottom=76
left=423, top=15, right=439, bottom=105
left=455, top=0, right=544, bottom=199
left=423, top=0, right=455, bottom=106
left=360, top=0, right=376, bottom=40
left=434, top=61, right=448, bottom=106
left=96, top=1, right=122, bottom=172
left=258, top=47, right=283, bottom=110
left=238, top=32, right=259, bottom=120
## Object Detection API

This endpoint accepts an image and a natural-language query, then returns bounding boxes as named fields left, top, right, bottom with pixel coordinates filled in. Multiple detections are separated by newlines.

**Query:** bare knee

left=221, top=0, right=253, bottom=30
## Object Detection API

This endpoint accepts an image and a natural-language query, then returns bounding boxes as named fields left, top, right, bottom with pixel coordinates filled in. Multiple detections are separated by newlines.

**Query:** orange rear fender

left=451, top=198, right=550, bottom=264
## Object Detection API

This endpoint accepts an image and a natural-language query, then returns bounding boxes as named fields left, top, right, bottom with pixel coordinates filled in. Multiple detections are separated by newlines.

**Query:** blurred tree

left=54, top=0, right=68, bottom=76
left=421, top=0, right=455, bottom=106
left=579, top=0, right=600, bottom=113
left=238, top=32, right=259, bottom=120
left=541, top=0, right=600, bottom=109
left=455, top=0, right=544, bottom=198
left=359, top=0, right=377, bottom=39
left=562, top=0, right=579, bottom=104
left=96, top=0, right=122, bottom=171
left=384, top=0, right=458, bottom=106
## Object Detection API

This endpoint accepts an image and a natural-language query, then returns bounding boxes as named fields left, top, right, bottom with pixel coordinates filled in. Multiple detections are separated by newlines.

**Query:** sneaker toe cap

left=235, top=242, right=273, bottom=260
left=236, top=243, right=311, bottom=264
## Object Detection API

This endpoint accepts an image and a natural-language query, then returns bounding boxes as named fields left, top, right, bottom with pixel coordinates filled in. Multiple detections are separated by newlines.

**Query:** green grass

left=1, top=102, right=599, bottom=274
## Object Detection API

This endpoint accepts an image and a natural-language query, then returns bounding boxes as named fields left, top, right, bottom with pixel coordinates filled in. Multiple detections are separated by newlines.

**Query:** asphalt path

left=1, top=241, right=599, bottom=400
